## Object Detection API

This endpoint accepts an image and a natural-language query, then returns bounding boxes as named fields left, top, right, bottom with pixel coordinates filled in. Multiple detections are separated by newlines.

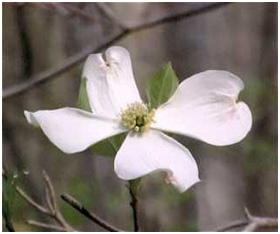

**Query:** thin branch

left=27, top=220, right=68, bottom=232
left=242, top=208, right=278, bottom=232
left=242, top=217, right=278, bottom=231
left=214, top=208, right=278, bottom=232
left=61, top=193, right=124, bottom=232
left=95, top=2, right=126, bottom=29
left=23, top=3, right=97, bottom=23
left=3, top=3, right=231, bottom=100
left=44, top=186, right=54, bottom=213
left=216, top=220, right=249, bottom=232
left=42, top=170, right=57, bottom=211
left=15, top=185, right=51, bottom=215
left=57, top=3, right=97, bottom=22
left=41, top=171, right=75, bottom=231
left=2, top=31, right=127, bottom=99
left=19, top=3, right=125, bottom=28
left=130, top=2, right=231, bottom=32
left=3, top=169, right=76, bottom=232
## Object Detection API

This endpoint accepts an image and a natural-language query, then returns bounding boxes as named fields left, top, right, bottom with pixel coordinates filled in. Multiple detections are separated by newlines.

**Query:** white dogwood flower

left=24, top=46, right=252, bottom=192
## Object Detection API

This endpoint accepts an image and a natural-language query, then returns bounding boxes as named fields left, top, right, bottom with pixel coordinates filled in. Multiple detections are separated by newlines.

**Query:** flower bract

left=25, top=46, right=252, bottom=192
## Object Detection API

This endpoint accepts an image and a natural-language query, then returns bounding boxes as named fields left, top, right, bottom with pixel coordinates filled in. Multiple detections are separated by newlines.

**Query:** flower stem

left=128, top=179, right=141, bottom=232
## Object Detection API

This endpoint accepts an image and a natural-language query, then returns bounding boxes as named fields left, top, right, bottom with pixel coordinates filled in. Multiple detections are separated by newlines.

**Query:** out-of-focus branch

left=41, top=171, right=75, bottom=231
left=95, top=2, right=126, bottom=29
left=3, top=2, right=232, bottom=99
left=42, top=171, right=57, bottom=212
left=242, top=208, right=278, bottom=232
left=56, top=3, right=97, bottom=22
left=130, top=2, right=231, bottom=32
left=15, top=182, right=50, bottom=215
left=216, top=220, right=249, bottom=232
left=22, top=3, right=97, bottom=23
left=27, top=220, right=68, bottom=232
left=215, top=208, right=278, bottom=232
left=2, top=31, right=127, bottom=99
left=61, top=193, right=124, bottom=232
left=2, top=169, right=76, bottom=232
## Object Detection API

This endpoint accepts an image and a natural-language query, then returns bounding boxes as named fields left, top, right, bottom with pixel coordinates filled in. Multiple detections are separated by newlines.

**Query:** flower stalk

left=128, top=179, right=141, bottom=232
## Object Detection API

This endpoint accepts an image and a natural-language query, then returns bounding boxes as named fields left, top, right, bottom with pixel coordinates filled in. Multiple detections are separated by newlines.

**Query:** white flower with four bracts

left=25, top=46, right=252, bottom=192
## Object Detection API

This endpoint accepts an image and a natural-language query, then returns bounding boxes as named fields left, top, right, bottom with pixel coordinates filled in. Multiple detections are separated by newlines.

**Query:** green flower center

left=121, top=102, right=155, bottom=132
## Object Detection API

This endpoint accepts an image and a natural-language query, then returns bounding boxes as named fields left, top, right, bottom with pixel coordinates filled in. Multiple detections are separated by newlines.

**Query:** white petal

left=24, top=108, right=127, bottom=154
left=82, top=46, right=142, bottom=118
left=114, top=130, right=200, bottom=192
left=152, top=70, right=252, bottom=146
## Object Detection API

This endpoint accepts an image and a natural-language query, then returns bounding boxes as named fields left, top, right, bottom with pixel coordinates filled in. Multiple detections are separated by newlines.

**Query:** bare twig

left=27, top=220, right=68, bottom=232
left=42, top=171, right=57, bottom=211
left=3, top=169, right=76, bottom=232
left=129, top=2, right=231, bottom=32
left=3, top=3, right=231, bottom=100
left=44, top=186, right=54, bottom=213
left=15, top=185, right=51, bottom=215
left=215, top=208, right=278, bottom=232
left=2, top=31, right=127, bottom=99
left=57, top=3, right=97, bottom=22
left=41, top=171, right=75, bottom=231
left=23, top=3, right=97, bottom=23
left=242, top=208, right=278, bottom=232
left=95, top=2, right=126, bottom=29
left=61, top=193, right=124, bottom=232
left=216, top=220, right=249, bottom=232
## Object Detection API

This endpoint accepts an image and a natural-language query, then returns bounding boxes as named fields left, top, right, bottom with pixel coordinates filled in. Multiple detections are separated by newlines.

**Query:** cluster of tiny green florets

left=121, top=102, right=155, bottom=132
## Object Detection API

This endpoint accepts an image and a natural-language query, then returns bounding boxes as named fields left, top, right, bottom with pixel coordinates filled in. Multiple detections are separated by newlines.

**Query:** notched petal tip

left=114, top=130, right=200, bottom=193
left=202, top=70, right=245, bottom=90
left=164, top=170, right=201, bottom=193
left=87, top=53, right=105, bottom=64
left=153, top=70, right=252, bottom=146
left=105, top=46, right=130, bottom=64
left=82, top=53, right=106, bottom=79
left=81, top=46, right=141, bottom=118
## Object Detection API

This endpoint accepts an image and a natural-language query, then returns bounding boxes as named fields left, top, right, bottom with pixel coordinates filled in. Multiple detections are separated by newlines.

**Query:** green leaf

left=146, top=62, right=179, bottom=109
left=77, top=78, right=91, bottom=112
left=77, top=77, right=125, bottom=157
left=91, top=133, right=126, bottom=157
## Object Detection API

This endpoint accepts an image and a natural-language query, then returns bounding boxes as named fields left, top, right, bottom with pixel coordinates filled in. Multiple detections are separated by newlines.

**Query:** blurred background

left=2, top=2, right=278, bottom=232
